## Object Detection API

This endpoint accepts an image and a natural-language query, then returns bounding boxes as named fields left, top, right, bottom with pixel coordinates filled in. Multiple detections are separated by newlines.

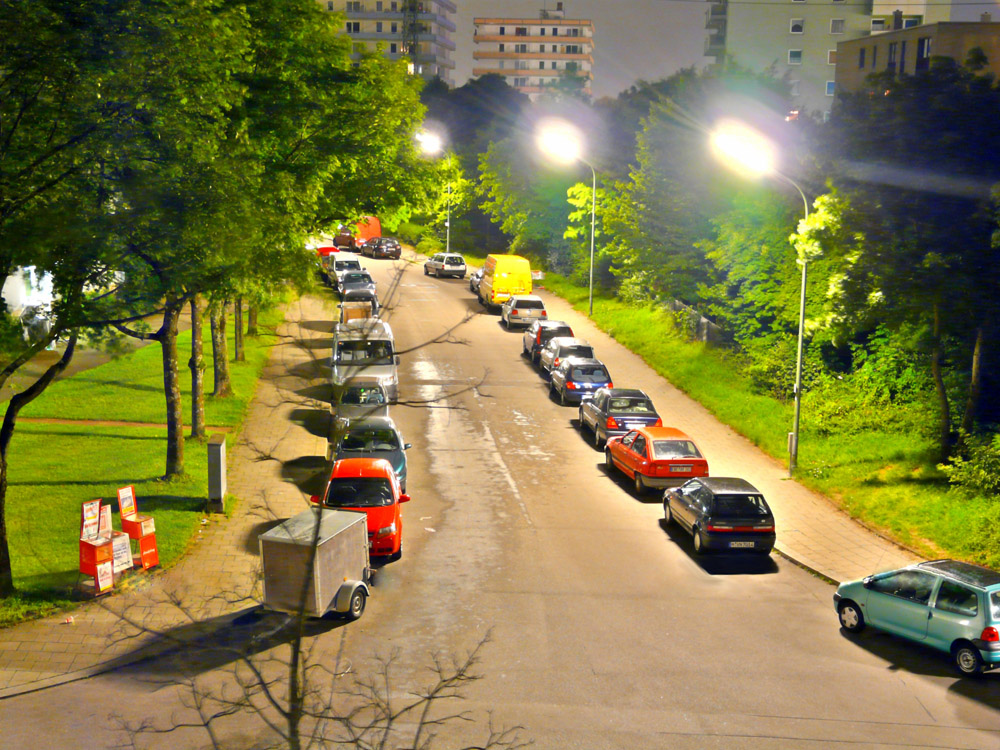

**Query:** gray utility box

left=259, top=508, right=371, bottom=619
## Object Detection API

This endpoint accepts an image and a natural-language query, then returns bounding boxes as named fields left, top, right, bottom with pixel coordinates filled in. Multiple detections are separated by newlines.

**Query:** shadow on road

left=287, top=408, right=331, bottom=440
left=298, top=320, right=335, bottom=334
left=657, top=518, right=780, bottom=575
left=280, top=455, right=330, bottom=497
left=296, top=383, right=332, bottom=403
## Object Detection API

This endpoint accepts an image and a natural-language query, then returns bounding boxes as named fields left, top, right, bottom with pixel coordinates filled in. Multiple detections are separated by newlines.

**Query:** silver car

left=538, top=336, right=594, bottom=374
left=331, top=322, right=398, bottom=402
left=339, top=270, right=376, bottom=297
left=500, top=295, right=547, bottom=329
left=332, top=416, right=412, bottom=492
left=424, top=252, right=466, bottom=278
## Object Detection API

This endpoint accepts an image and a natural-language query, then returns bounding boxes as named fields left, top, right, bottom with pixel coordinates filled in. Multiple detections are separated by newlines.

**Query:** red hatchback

left=605, top=426, right=708, bottom=495
left=313, top=458, right=410, bottom=559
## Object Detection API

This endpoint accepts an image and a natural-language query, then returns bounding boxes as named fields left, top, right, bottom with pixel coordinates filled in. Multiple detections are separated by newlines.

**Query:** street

left=1, top=254, right=999, bottom=749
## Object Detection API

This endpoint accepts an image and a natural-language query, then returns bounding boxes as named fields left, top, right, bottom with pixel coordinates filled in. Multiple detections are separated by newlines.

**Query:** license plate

left=729, top=541, right=755, bottom=548
left=625, top=423, right=642, bottom=430
left=671, top=465, right=692, bottom=472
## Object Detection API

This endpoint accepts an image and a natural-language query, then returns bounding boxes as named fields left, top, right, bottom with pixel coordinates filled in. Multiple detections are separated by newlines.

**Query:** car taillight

left=755, top=525, right=775, bottom=532
left=553, top=357, right=560, bottom=367
left=536, top=330, right=542, bottom=343
left=653, top=418, right=662, bottom=427
left=566, top=382, right=577, bottom=390
left=607, top=381, right=613, bottom=389
left=541, top=310, right=547, bottom=316
left=511, top=309, right=519, bottom=315
left=982, top=627, right=1000, bottom=642
left=606, top=416, right=619, bottom=429
left=707, top=524, right=733, bottom=531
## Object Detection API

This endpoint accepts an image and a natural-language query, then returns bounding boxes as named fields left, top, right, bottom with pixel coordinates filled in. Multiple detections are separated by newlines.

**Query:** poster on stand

left=98, top=503, right=112, bottom=537
left=81, top=500, right=101, bottom=540
left=95, top=560, right=114, bottom=593
left=117, top=486, right=137, bottom=519
left=112, top=532, right=132, bottom=574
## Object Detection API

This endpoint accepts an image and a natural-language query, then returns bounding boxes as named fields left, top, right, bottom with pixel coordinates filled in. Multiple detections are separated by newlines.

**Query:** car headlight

left=376, top=522, right=397, bottom=538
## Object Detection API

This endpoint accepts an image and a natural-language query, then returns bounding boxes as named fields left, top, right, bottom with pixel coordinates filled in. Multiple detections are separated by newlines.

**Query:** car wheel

left=663, top=500, right=674, bottom=524
left=390, top=546, right=402, bottom=562
left=634, top=473, right=646, bottom=495
left=954, top=642, right=984, bottom=676
left=460, top=273, right=466, bottom=279
left=578, top=406, right=586, bottom=428
left=504, top=315, right=510, bottom=329
left=532, top=351, right=540, bottom=364
left=423, top=266, right=429, bottom=275
left=605, top=449, right=614, bottom=470
left=693, top=528, right=707, bottom=555
left=594, top=428, right=604, bottom=450
left=523, top=342, right=529, bottom=357
left=346, top=588, right=367, bottom=621
left=837, top=601, right=865, bottom=633
left=559, top=387, right=568, bottom=406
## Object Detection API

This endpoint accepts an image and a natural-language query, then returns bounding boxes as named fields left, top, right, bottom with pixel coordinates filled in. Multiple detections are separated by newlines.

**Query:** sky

left=451, top=0, right=710, bottom=99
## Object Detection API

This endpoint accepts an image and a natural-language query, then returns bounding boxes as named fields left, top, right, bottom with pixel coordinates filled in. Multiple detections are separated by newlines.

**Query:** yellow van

left=477, top=254, right=532, bottom=308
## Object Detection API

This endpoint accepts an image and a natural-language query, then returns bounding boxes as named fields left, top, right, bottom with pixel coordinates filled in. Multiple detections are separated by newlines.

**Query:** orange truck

left=355, top=216, right=381, bottom=245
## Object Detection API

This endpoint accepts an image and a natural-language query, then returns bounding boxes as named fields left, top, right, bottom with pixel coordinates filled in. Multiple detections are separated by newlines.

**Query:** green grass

left=541, top=273, right=1000, bottom=570
left=1, top=304, right=286, bottom=627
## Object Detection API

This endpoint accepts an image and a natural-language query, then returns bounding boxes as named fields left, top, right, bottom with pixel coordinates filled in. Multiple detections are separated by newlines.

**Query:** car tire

left=634, top=473, right=646, bottom=495
left=663, top=500, right=674, bottom=524
left=504, top=316, right=510, bottom=329
left=346, top=588, right=367, bottom=621
left=693, top=528, right=708, bottom=555
left=953, top=642, right=984, bottom=676
left=523, top=342, right=529, bottom=357
left=460, top=273, right=466, bottom=279
left=594, top=428, right=604, bottom=450
left=837, top=601, right=865, bottom=633
left=605, top=449, right=614, bottom=470
left=578, top=406, right=586, bottom=428
left=559, top=387, right=568, bottom=406
left=423, top=266, right=429, bottom=275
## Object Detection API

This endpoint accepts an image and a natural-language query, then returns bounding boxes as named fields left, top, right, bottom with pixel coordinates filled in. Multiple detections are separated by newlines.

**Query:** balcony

left=705, top=2, right=727, bottom=31
left=704, top=33, right=725, bottom=59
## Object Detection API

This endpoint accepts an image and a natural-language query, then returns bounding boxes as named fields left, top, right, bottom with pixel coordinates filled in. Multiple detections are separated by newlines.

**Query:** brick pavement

left=0, top=280, right=921, bottom=700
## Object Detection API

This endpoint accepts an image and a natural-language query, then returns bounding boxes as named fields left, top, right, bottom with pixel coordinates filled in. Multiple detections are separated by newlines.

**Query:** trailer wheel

left=346, top=588, right=367, bottom=621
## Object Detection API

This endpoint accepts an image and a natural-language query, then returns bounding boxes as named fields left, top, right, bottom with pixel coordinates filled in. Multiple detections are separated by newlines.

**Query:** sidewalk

left=0, top=283, right=919, bottom=700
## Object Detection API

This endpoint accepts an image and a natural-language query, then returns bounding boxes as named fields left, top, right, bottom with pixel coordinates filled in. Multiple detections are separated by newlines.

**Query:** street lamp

left=536, top=118, right=598, bottom=317
left=417, top=130, right=451, bottom=253
left=709, top=119, right=810, bottom=477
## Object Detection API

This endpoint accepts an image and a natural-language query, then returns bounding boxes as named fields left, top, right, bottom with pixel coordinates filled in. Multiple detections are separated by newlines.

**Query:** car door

left=927, top=579, right=982, bottom=653
left=673, top=481, right=704, bottom=531
left=865, top=569, right=937, bottom=641
left=628, top=434, right=648, bottom=478
left=583, top=390, right=604, bottom=430
left=611, top=431, right=637, bottom=471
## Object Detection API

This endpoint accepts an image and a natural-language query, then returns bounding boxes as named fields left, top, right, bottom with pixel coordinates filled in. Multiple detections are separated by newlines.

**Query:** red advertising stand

left=79, top=499, right=114, bottom=595
left=117, top=485, right=159, bottom=570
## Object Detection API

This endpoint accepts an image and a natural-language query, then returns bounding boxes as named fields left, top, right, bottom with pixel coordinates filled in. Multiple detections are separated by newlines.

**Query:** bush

left=940, top=432, right=1000, bottom=495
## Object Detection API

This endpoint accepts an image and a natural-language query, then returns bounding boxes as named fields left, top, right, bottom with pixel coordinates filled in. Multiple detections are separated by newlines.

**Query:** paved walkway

left=0, top=279, right=919, bottom=699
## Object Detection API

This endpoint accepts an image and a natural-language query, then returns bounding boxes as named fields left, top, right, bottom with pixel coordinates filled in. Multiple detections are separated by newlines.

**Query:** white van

left=332, top=252, right=363, bottom=290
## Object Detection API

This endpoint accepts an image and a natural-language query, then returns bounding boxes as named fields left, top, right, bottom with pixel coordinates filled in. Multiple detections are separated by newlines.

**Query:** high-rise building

left=472, top=2, right=595, bottom=100
left=318, top=0, right=456, bottom=85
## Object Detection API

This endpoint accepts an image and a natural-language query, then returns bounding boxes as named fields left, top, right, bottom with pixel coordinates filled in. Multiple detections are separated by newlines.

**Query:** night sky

left=452, top=0, right=710, bottom=99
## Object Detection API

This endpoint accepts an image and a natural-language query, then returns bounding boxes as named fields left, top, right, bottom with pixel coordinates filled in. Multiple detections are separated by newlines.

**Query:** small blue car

left=834, top=559, right=1000, bottom=676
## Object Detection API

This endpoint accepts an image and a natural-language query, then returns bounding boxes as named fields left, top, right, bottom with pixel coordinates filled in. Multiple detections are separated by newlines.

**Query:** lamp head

left=417, top=130, right=444, bottom=156
left=536, top=117, right=584, bottom=166
left=709, top=118, right=777, bottom=179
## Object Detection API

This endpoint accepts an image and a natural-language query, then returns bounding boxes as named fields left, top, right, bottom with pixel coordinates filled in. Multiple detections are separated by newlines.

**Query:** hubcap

left=958, top=649, right=977, bottom=672
left=840, top=607, right=858, bottom=629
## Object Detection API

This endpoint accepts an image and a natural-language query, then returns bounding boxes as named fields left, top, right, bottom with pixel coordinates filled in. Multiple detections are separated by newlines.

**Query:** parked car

left=579, top=387, right=661, bottom=449
left=538, top=336, right=595, bottom=375
left=361, top=237, right=402, bottom=259
left=331, top=416, right=411, bottom=492
left=339, top=270, right=376, bottom=297
left=332, top=228, right=357, bottom=251
left=522, top=320, right=574, bottom=363
left=662, top=477, right=774, bottom=555
left=424, top=252, right=466, bottom=278
left=607, top=426, right=708, bottom=494
left=549, top=357, right=612, bottom=406
left=331, top=322, right=397, bottom=402
left=477, top=253, right=531, bottom=308
left=331, top=252, right=363, bottom=289
left=834, top=559, right=1000, bottom=676
left=331, top=377, right=390, bottom=427
left=500, top=295, right=547, bottom=329
left=314, top=457, right=410, bottom=559
left=469, top=268, right=483, bottom=294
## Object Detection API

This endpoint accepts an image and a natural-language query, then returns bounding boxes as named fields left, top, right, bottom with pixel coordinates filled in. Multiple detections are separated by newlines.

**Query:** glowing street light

left=536, top=117, right=597, bottom=317
left=417, top=130, right=450, bottom=253
left=709, top=118, right=810, bottom=477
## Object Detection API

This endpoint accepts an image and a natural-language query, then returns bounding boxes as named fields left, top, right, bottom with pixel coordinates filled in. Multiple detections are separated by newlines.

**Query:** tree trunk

left=959, top=325, right=984, bottom=437
left=234, top=296, right=245, bottom=362
left=161, top=301, right=185, bottom=479
left=189, top=297, right=206, bottom=440
left=0, top=332, right=78, bottom=596
left=930, top=300, right=951, bottom=462
left=247, top=304, right=258, bottom=337
left=210, top=302, right=233, bottom=398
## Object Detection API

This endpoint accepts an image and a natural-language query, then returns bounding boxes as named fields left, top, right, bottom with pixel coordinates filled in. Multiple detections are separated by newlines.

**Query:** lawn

left=1, top=303, right=286, bottom=627
left=541, top=273, right=1000, bottom=571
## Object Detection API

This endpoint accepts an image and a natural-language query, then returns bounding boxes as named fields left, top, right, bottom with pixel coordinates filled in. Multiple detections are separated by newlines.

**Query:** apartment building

left=836, top=19, right=1000, bottom=93
left=319, top=0, right=456, bottom=85
left=473, top=2, right=595, bottom=100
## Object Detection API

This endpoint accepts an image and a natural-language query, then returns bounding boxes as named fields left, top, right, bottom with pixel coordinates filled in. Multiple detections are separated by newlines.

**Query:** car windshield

left=516, top=299, right=544, bottom=309
left=343, top=273, right=371, bottom=284
left=324, top=477, right=393, bottom=508
left=652, top=440, right=702, bottom=459
left=609, top=398, right=656, bottom=414
left=711, top=494, right=771, bottom=518
left=341, top=428, right=399, bottom=452
left=569, top=366, right=609, bottom=382
left=335, top=340, right=393, bottom=365
left=340, top=387, right=385, bottom=406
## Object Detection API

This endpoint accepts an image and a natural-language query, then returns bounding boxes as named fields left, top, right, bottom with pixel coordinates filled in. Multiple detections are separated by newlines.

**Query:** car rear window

left=609, top=398, right=655, bottom=414
left=341, top=387, right=386, bottom=406
left=336, top=340, right=393, bottom=365
left=936, top=580, right=979, bottom=617
left=336, top=260, right=361, bottom=271
left=445, top=256, right=464, bottom=265
left=324, top=478, right=393, bottom=508
left=711, top=494, right=771, bottom=518
left=543, top=326, right=573, bottom=340
left=570, top=366, right=610, bottom=382
left=341, top=428, right=399, bottom=452
left=562, top=346, right=594, bottom=359
left=651, top=440, right=702, bottom=459
left=991, top=592, right=1000, bottom=621
left=516, top=299, right=545, bottom=310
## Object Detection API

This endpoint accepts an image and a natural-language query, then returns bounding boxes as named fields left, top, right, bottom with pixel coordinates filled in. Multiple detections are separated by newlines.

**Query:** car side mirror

left=399, top=493, right=411, bottom=503
left=862, top=576, right=873, bottom=589
left=674, top=487, right=684, bottom=496
left=404, top=443, right=412, bottom=450
left=309, top=495, right=320, bottom=504
left=395, top=355, right=400, bottom=365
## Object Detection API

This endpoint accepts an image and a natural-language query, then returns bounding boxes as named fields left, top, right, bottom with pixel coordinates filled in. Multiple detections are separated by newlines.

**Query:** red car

left=605, top=426, right=708, bottom=495
left=312, top=458, right=410, bottom=559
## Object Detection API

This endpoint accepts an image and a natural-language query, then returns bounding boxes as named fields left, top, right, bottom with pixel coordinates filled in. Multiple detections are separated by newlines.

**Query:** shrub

left=939, top=432, right=1000, bottom=495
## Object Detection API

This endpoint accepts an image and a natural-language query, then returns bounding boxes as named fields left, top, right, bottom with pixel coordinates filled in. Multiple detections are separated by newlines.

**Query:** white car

left=500, top=295, right=547, bottom=329
left=538, top=336, right=594, bottom=374
left=424, top=253, right=466, bottom=278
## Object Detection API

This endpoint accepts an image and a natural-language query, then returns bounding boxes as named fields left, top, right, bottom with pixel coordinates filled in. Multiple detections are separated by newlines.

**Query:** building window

left=514, top=77, right=528, bottom=87
left=515, top=60, right=528, bottom=70
left=376, top=21, right=383, bottom=32
left=498, top=60, right=505, bottom=69
left=540, top=61, right=546, bottom=69
left=916, top=36, right=931, bottom=70
left=498, top=43, right=504, bottom=52
left=566, top=44, right=580, bottom=54
left=390, top=22, right=397, bottom=32
left=858, top=47, right=866, bottom=67
left=515, top=27, right=527, bottom=36
left=826, top=81, right=836, bottom=96
left=515, top=43, right=527, bottom=53
left=903, top=17, right=920, bottom=28
left=570, top=28, right=579, bottom=36
left=327, top=1, right=334, bottom=9
left=391, top=1, right=397, bottom=9
left=376, top=1, right=383, bottom=9
left=790, top=19, right=804, bottom=33
left=540, top=28, right=546, bottom=35
left=871, top=46, right=877, bottom=67
left=789, top=79, right=801, bottom=96
left=788, top=49, right=803, bottom=64
left=346, top=21, right=360, bottom=33
left=566, top=61, right=578, bottom=72
left=871, top=18, right=886, bottom=31
left=552, top=27, right=559, bottom=36
left=887, top=41, right=898, bottom=70
left=830, top=19, right=845, bottom=33
left=899, top=40, right=907, bottom=73
left=499, top=26, right=505, bottom=35
left=347, top=1, right=362, bottom=10
left=828, top=49, right=837, bottom=64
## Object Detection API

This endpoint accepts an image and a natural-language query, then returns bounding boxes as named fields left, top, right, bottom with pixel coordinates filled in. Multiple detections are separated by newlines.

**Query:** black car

left=362, top=237, right=402, bottom=259
left=522, top=319, right=574, bottom=363
left=578, top=387, right=661, bottom=449
left=549, top=357, right=613, bottom=406
left=662, top=477, right=775, bottom=555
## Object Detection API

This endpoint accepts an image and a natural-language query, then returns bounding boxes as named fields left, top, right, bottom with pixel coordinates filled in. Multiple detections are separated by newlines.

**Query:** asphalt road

left=2, top=256, right=999, bottom=749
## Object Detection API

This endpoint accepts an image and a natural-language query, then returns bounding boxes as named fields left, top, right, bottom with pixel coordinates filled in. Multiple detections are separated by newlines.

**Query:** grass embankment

left=541, top=273, right=1000, bottom=570
left=1, top=304, right=286, bottom=627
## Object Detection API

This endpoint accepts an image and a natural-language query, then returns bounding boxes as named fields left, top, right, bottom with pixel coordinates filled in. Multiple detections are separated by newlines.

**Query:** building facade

left=472, top=3, right=595, bottom=100
left=836, top=21, right=1000, bottom=93
left=318, top=0, right=456, bottom=85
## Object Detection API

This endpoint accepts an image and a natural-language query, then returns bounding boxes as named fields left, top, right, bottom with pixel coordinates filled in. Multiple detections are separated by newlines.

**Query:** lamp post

left=417, top=130, right=451, bottom=253
left=536, top=119, right=597, bottom=317
left=446, top=183, right=451, bottom=254
left=709, top=119, right=810, bottom=476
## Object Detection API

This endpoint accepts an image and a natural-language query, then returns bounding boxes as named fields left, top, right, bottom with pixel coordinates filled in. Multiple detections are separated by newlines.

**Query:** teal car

left=834, top=559, right=1000, bottom=676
